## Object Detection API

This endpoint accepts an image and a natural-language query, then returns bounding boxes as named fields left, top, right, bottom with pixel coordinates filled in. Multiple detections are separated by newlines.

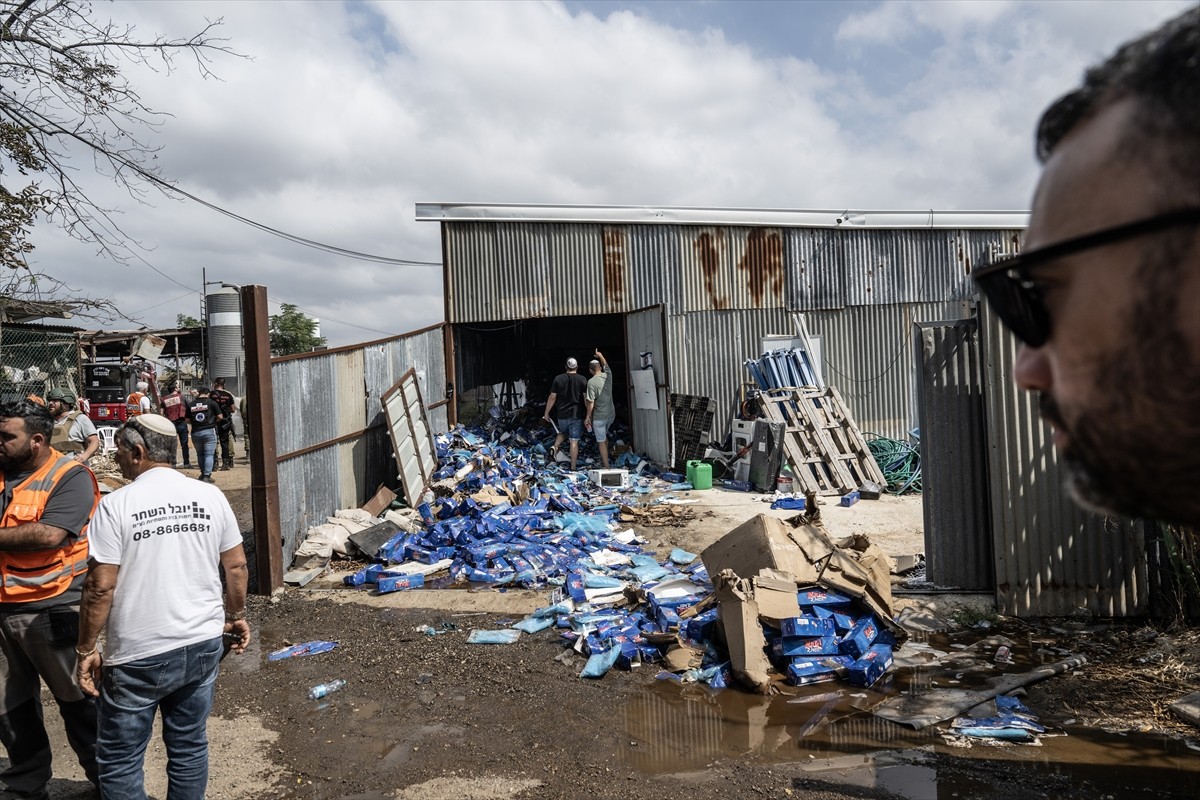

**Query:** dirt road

left=22, top=462, right=1199, bottom=799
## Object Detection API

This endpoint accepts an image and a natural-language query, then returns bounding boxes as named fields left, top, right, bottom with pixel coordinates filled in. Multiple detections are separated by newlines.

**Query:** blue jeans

left=174, top=419, right=191, bottom=465
left=558, top=417, right=584, bottom=441
left=97, top=636, right=222, bottom=800
left=191, top=427, right=217, bottom=477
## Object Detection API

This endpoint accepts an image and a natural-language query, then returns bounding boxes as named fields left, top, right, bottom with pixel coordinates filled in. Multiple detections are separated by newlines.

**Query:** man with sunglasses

left=973, top=8, right=1199, bottom=527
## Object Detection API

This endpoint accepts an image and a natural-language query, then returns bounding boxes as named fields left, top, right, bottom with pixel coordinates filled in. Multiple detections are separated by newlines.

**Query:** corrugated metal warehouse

left=417, top=203, right=1025, bottom=462
left=411, top=203, right=1150, bottom=618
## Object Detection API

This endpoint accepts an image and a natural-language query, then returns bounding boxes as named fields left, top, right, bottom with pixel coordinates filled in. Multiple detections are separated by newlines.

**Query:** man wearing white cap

left=543, top=356, right=588, bottom=471
left=75, top=413, right=249, bottom=800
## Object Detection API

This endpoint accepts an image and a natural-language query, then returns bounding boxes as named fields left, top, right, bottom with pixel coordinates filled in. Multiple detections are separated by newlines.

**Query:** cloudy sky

left=17, top=0, right=1192, bottom=346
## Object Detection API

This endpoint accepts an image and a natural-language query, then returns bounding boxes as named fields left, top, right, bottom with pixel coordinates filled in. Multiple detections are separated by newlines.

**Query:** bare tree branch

left=0, top=0, right=245, bottom=313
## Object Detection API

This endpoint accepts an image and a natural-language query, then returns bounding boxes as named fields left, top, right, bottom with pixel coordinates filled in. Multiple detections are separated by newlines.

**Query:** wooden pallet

left=759, top=387, right=886, bottom=496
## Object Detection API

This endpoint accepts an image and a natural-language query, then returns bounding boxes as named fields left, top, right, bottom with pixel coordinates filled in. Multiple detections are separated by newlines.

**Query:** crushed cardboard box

left=701, top=513, right=904, bottom=693
left=619, top=504, right=695, bottom=526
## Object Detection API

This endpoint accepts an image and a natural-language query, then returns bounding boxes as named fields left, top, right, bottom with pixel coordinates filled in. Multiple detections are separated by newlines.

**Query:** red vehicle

left=82, top=362, right=159, bottom=427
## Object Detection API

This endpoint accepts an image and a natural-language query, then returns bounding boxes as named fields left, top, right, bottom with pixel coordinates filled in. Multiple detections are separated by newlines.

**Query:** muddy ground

left=26, top=459, right=1200, bottom=799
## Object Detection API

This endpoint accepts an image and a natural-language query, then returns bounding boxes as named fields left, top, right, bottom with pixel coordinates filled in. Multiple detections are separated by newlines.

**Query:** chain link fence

left=0, top=323, right=80, bottom=404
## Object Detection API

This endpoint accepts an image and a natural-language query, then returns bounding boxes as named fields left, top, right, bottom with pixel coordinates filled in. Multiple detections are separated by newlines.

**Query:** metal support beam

left=241, top=285, right=284, bottom=594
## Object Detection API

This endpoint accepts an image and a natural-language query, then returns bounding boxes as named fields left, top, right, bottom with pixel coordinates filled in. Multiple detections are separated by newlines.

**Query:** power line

left=12, top=98, right=444, bottom=268
left=127, top=289, right=199, bottom=315
left=265, top=296, right=402, bottom=338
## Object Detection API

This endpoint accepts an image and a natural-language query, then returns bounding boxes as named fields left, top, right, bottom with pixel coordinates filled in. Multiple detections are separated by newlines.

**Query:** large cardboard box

left=701, top=514, right=895, bottom=625
left=701, top=514, right=901, bottom=692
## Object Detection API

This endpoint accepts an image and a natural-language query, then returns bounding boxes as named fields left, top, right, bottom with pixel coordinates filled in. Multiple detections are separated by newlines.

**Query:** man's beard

left=0, top=441, right=33, bottom=472
left=1040, top=260, right=1200, bottom=526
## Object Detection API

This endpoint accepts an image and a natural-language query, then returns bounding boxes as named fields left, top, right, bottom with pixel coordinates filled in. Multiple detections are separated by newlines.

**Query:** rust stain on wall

left=602, top=226, right=627, bottom=307
left=737, top=228, right=784, bottom=307
left=695, top=231, right=728, bottom=309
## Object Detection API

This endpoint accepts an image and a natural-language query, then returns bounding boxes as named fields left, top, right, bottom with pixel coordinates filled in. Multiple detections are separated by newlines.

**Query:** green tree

left=269, top=303, right=325, bottom=356
left=1, top=0, right=239, bottom=318
left=176, top=313, right=202, bottom=328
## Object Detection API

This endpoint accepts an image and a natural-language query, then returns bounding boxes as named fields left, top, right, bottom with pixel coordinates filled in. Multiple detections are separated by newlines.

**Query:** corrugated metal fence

left=978, top=305, right=1146, bottom=617
left=914, top=308, right=1147, bottom=615
left=272, top=325, right=449, bottom=562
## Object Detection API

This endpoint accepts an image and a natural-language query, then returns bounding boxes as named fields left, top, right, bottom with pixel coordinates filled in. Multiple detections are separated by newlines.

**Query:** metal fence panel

left=915, top=319, right=993, bottom=590
left=273, top=326, right=447, bottom=562
left=0, top=323, right=80, bottom=403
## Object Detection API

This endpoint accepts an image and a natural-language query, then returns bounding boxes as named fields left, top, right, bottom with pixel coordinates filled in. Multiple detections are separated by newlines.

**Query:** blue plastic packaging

left=267, top=641, right=338, bottom=661
left=781, top=615, right=836, bottom=638
left=839, top=615, right=879, bottom=659
left=466, top=629, right=521, bottom=644
left=579, top=646, right=622, bottom=678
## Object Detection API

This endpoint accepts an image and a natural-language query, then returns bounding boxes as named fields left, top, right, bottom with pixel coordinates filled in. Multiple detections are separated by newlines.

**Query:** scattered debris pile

left=699, top=514, right=906, bottom=693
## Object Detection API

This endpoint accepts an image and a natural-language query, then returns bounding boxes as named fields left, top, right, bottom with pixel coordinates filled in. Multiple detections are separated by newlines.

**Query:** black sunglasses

left=973, top=207, right=1200, bottom=347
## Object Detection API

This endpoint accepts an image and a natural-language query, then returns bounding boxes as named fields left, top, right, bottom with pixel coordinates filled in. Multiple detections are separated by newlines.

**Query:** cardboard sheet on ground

left=347, top=520, right=401, bottom=559
left=873, top=656, right=1087, bottom=729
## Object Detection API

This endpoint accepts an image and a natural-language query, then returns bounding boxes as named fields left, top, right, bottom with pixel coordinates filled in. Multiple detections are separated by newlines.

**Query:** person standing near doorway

left=208, top=379, right=236, bottom=471
left=160, top=383, right=191, bottom=469
left=186, top=388, right=222, bottom=484
left=584, top=349, right=616, bottom=469
left=543, top=357, right=588, bottom=471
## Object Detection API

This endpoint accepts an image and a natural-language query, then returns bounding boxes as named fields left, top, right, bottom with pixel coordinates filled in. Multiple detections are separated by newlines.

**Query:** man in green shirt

left=584, top=349, right=616, bottom=468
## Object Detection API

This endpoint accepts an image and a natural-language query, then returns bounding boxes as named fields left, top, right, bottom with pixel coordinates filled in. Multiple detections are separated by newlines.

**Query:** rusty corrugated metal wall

left=445, top=222, right=1015, bottom=439
left=273, top=326, right=448, bottom=562
left=980, top=304, right=1146, bottom=617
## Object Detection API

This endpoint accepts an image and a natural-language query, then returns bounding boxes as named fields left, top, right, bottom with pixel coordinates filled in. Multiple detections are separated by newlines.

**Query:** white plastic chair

left=97, top=426, right=117, bottom=454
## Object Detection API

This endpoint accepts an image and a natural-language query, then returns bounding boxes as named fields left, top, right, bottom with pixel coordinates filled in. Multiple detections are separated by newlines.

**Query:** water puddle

left=620, top=666, right=1198, bottom=798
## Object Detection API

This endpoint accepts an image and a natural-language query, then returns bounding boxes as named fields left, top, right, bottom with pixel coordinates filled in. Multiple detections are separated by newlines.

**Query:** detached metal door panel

left=382, top=368, right=438, bottom=504
left=625, top=305, right=671, bottom=465
left=915, top=319, right=993, bottom=590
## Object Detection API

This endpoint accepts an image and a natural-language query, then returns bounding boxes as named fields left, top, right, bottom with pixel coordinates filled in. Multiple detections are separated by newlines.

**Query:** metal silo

left=205, top=287, right=244, bottom=395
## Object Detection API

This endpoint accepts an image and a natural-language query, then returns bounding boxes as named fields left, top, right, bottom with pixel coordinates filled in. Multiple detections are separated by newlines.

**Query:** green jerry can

left=686, top=459, right=713, bottom=490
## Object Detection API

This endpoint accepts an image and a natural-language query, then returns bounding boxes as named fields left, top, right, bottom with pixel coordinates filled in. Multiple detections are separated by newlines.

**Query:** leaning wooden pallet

left=760, top=396, right=841, bottom=495
left=759, top=387, right=885, bottom=495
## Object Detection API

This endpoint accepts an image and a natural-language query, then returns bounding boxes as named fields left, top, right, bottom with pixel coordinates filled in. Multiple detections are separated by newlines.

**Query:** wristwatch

left=224, top=610, right=246, bottom=621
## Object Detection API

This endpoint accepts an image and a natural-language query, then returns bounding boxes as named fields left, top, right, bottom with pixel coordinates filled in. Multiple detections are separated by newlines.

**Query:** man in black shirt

left=209, top=378, right=237, bottom=471
left=186, top=387, right=223, bottom=483
left=543, top=357, right=588, bottom=471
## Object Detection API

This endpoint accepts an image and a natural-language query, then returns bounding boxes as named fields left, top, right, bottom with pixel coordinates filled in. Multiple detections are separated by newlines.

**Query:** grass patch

left=951, top=606, right=1000, bottom=628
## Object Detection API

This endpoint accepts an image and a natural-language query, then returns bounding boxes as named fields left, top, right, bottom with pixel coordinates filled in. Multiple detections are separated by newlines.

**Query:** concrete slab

left=1170, top=691, right=1200, bottom=728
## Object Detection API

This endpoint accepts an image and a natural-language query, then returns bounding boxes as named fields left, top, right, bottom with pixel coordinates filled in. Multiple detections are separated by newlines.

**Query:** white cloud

left=17, top=0, right=1194, bottom=345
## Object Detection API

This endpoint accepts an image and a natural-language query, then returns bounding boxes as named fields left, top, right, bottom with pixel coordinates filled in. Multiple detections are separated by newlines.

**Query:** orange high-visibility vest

left=126, top=392, right=146, bottom=417
left=0, top=451, right=98, bottom=602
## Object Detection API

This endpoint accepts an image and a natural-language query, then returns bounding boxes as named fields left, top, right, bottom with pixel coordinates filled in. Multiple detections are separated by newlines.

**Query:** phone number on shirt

left=133, top=522, right=207, bottom=541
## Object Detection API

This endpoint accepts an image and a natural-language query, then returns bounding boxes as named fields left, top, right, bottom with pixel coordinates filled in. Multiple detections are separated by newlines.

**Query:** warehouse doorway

left=450, top=306, right=672, bottom=464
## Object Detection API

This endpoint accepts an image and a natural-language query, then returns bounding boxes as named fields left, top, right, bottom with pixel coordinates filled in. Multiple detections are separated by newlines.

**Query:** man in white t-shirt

left=74, top=414, right=249, bottom=800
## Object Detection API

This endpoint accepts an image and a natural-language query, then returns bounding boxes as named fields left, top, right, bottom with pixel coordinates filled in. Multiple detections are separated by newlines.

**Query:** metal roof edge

left=415, top=202, right=1029, bottom=230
